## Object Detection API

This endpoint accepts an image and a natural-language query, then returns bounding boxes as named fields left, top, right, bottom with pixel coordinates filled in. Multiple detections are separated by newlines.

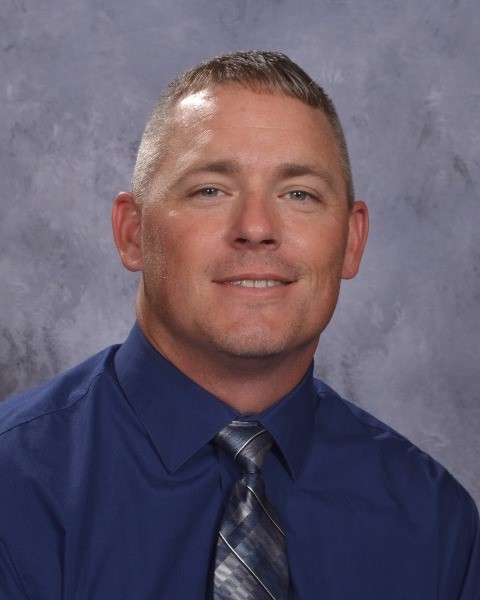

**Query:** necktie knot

left=215, top=420, right=273, bottom=474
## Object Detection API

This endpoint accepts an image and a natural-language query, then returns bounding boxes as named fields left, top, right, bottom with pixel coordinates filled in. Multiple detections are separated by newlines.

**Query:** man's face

left=119, top=86, right=367, bottom=366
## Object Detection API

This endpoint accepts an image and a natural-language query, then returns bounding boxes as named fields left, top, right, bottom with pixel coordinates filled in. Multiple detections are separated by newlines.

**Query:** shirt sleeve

left=437, top=481, right=480, bottom=600
left=458, top=495, right=480, bottom=600
left=0, top=537, right=29, bottom=600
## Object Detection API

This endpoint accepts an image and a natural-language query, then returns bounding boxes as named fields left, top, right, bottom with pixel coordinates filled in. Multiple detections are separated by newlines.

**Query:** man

left=0, top=51, right=478, bottom=599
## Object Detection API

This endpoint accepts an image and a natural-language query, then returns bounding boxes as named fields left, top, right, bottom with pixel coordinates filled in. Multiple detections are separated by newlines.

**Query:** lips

left=214, top=272, right=295, bottom=289
left=213, top=267, right=297, bottom=289
left=229, top=279, right=286, bottom=288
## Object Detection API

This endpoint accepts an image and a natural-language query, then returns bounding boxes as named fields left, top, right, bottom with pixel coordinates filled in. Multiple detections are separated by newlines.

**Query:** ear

left=112, top=191, right=143, bottom=272
left=341, top=201, right=369, bottom=280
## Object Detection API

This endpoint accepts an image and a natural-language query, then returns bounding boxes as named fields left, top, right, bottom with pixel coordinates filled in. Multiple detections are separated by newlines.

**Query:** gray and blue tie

left=213, top=420, right=289, bottom=599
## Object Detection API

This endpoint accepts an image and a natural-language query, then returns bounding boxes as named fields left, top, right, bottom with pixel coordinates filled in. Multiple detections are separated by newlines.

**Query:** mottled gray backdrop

left=1, top=0, right=479, bottom=505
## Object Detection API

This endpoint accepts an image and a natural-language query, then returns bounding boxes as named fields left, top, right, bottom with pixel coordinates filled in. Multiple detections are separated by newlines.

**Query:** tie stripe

left=213, top=420, right=289, bottom=600
left=234, top=430, right=267, bottom=461
left=243, top=484, right=285, bottom=535
left=218, top=532, right=277, bottom=600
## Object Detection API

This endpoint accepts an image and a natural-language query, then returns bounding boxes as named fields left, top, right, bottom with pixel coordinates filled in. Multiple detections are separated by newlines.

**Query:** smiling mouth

left=228, top=279, right=290, bottom=288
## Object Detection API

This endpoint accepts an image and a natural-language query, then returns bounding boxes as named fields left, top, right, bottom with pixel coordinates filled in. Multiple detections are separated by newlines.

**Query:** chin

left=216, top=344, right=286, bottom=360
left=209, top=327, right=305, bottom=360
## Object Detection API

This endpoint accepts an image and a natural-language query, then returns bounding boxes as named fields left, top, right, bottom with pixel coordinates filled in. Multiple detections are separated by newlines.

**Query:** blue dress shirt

left=0, top=323, right=479, bottom=599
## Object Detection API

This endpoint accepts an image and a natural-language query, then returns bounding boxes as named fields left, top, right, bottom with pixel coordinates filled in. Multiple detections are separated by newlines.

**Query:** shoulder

left=0, top=343, right=127, bottom=510
left=312, top=377, right=415, bottom=447
left=313, top=377, right=421, bottom=447
left=312, top=377, right=478, bottom=517
left=312, top=378, right=480, bottom=596
left=0, top=345, right=121, bottom=437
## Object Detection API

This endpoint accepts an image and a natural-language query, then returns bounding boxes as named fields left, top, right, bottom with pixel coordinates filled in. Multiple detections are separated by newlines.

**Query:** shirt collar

left=114, top=323, right=316, bottom=479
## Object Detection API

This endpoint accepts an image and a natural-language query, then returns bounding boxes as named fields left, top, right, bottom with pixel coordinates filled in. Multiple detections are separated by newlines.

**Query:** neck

left=180, top=351, right=313, bottom=414
left=137, top=312, right=316, bottom=414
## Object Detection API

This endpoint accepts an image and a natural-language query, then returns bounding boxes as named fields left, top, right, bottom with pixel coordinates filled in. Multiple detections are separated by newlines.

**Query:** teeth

left=230, top=279, right=284, bottom=288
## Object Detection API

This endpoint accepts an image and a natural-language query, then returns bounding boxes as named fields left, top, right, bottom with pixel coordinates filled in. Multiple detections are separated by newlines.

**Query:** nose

left=229, top=192, right=281, bottom=251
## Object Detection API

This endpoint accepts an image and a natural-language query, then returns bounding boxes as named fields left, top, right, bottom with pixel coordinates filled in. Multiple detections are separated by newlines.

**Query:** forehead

left=170, top=85, right=330, bottom=135
left=155, top=85, right=345, bottom=190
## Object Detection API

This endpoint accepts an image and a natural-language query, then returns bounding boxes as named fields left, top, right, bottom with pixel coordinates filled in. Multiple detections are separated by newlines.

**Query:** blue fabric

left=0, top=322, right=479, bottom=599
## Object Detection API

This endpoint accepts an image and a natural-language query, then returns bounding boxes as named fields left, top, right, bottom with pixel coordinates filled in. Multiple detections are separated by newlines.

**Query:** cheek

left=141, top=226, right=168, bottom=274
left=142, top=218, right=217, bottom=283
left=295, top=228, right=347, bottom=279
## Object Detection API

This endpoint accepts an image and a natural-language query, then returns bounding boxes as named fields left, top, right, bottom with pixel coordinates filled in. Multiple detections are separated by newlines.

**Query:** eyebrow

left=272, top=163, right=337, bottom=194
left=170, top=159, right=337, bottom=193
left=170, top=160, right=242, bottom=188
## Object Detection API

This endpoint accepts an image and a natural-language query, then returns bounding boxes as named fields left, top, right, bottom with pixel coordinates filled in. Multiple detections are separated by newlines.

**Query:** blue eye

left=199, top=187, right=219, bottom=197
left=288, top=190, right=310, bottom=201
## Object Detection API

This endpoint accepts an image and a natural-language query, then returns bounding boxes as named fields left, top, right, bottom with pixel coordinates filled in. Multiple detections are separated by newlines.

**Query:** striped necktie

left=213, top=420, right=289, bottom=599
